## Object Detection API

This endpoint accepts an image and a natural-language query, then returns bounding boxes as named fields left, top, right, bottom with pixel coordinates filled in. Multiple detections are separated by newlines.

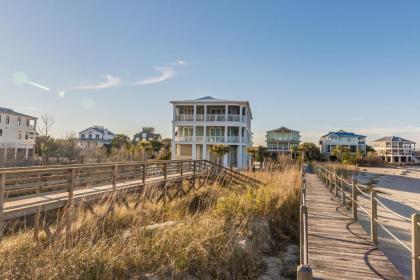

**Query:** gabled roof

left=170, top=96, right=252, bottom=118
left=373, top=136, right=415, bottom=143
left=0, top=107, right=37, bottom=119
left=267, top=126, right=300, bottom=134
left=322, top=130, right=366, bottom=138
left=80, top=126, right=115, bottom=136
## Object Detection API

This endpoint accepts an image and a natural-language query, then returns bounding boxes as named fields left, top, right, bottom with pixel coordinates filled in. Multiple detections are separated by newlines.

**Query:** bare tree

left=38, top=113, right=55, bottom=136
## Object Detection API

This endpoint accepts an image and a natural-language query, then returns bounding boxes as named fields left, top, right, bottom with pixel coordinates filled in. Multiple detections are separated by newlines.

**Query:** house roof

left=267, top=126, right=300, bottom=134
left=170, top=96, right=253, bottom=118
left=0, top=107, right=37, bottom=119
left=321, top=130, right=366, bottom=138
left=373, top=136, right=415, bottom=143
left=80, top=126, right=115, bottom=136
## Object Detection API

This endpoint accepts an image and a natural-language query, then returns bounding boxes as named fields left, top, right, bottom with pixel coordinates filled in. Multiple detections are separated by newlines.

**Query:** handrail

left=298, top=163, right=312, bottom=278
left=316, top=163, right=420, bottom=279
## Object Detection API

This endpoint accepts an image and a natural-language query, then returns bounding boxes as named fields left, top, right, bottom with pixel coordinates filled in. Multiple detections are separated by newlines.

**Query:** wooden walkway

left=305, top=170, right=404, bottom=280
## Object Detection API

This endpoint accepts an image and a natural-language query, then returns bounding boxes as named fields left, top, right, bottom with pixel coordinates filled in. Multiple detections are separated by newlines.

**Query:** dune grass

left=0, top=164, right=300, bottom=280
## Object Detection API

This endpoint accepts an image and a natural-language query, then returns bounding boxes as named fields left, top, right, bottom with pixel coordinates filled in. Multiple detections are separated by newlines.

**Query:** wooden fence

left=316, top=164, right=420, bottom=280
left=0, top=159, right=264, bottom=242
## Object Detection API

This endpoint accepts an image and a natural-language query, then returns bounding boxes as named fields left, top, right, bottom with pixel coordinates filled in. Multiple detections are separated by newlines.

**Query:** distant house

left=319, top=130, right=367, bottom=156
left=78, top=125, right=115, bottom=148
left=372, top=136, right=416, bottom=164
left=266, top=127, right=300, bottom=155
left=133, top=127, right=162, bottom=142
left=0, top=107, right=37, bottom=160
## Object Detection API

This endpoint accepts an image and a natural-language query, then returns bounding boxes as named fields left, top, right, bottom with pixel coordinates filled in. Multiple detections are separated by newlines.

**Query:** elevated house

left=133, top=127, right=162, bottom=142
left=170, top=96, right=252, bottom=169
left=78, top=125, right=115, bottom=148
left=372, top=136, right=416, bottom=164
left=266, top=127, right=300, bottom=155
left=0, top=107, right=37, bottom=160
left=319, top=130, right=367, bottom=156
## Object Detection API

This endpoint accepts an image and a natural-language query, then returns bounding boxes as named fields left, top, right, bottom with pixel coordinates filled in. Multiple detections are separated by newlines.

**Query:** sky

left=1, top=0, right=420, bottom=147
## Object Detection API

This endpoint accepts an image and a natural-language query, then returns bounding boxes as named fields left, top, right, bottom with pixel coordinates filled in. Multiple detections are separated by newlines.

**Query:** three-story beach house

left=170, top=96, right=252, bottom=168
left=319, top=130, right=367, bottom=156
left=372, top=136, right=416, bottom=164
left=78, top=125, right=115, bottom=148
left=0, top=107, right=37, bottom=160
left=266, top=127, right=300, bottom=155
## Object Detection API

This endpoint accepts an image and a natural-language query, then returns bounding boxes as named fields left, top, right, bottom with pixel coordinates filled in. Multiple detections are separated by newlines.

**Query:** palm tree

left=210, top=144, right=230, bottom=165
left=138, top=141, right=153, bottom=161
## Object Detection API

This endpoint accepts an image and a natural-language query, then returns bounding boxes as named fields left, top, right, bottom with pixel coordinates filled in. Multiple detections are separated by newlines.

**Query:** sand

left=355, top=166, right=420, bottom=279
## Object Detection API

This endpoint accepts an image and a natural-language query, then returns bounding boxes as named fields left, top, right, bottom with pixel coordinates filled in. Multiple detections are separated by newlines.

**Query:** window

left=96, top=134, right=100, bottom=139
left=17, top=117, right=21, bottom=125
left=81, top=134, right=85, bottom=139
left=29, top=132, right=34, bottom=139
left=25, top=131, right=29, bottom=139
left=26, top=119, right=30, bottom=126
left=17, top=131, right=22, bottom=139
left=0, top=129, right=2, bottom=136
left=89, top=133, right=92, bottom=139
left=210, top=127, right=222, bottom=136
left=6, top=115, right=9, bottom=124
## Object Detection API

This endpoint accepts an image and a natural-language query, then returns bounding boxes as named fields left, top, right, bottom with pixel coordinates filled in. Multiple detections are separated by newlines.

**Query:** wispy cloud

left=23, top=106, right=40, bottom=111
left=169, top=59, right=188, bottom=66
left=132, top=67, right=175, bottom=85
left=67, top=74, right=121, bottom=90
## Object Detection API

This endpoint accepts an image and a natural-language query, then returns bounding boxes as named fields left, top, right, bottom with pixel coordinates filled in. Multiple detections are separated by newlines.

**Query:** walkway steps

left=305, top=171, right=404, bottom=280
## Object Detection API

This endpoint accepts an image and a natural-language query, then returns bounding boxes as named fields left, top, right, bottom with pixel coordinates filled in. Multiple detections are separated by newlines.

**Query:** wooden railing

left=316, top=164, right=420, bottom=280
left=0, top=160, right=264, bottom=241
left=297, top=163, right=313, bottom=279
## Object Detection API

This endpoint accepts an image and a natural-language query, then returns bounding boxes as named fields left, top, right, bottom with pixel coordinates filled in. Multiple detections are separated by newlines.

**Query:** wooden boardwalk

left=305, top=170, right=404, bottom=280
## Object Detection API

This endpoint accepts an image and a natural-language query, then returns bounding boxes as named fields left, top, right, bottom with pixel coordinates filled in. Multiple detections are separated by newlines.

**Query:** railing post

left=352, top=180, right=357, bottom=221
left=341, top=179, right=345, bottom=205
left=371, top=191, right=378, bottom=243
left=68, top=168, right=75, bottom=205
left=163, top=162, right=167, bottom=182
left=112, top=164, right=118, bottom=192
left=142, top=164, right=146, bottom=185
left=334, top=177, right=339, bottom=197
left=412, top=214, right=420, bottom=280
left=0, top=173, right=5, bottom=242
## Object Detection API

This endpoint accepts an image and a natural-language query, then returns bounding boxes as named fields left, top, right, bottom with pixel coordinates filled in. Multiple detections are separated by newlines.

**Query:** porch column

left=14, top=143, right=17, bottom=159
left=3, top=146, right=7, bottom=161
left=238, top=145, right=243, bottom=169
left=204, top=104, right=207, bottom=121
left=193, top=105, right=197, bottom=121
left=171, top=125, right=176, bottom=160
left=240, top=105, right=244, bottom=122
left=192, top=144, right=196, bottom=160
left=224, top=126, right=228, bottom=143
left=225, top=105, right=228, bottom=121
left=25, top=144, right=29, bottom=160
left=223, top=152, right=228, bottom=167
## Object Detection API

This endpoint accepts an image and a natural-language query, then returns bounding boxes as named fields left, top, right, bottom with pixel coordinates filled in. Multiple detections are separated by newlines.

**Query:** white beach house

left=372, top=136, right=416, bottom=164
left=0, top=107, right=37, bottom=160
left=170, top=96, right=252, bottom=169
left=78, top=126, right=115, bottom=148
left=319, top=130, right=367, bottom=156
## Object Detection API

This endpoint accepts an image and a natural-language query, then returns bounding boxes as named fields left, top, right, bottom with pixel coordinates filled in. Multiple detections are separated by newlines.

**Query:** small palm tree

left=138, top=141, right=153, bottom=161
left=210, top=144, right=230, bottom=165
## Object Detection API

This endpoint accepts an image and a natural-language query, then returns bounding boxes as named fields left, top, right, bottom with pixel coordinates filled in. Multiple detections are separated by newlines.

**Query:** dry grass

left=0, top=164, right=300, bottom=280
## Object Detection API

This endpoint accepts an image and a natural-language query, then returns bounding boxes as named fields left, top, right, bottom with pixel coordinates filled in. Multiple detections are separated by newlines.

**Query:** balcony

left=175, top=114, right=246, bottom=123
left=174, top=136, right=248, bottom=144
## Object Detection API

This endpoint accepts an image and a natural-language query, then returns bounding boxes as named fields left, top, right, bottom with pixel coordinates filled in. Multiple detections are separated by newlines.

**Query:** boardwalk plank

left=305, top=170, right=403, bottom=280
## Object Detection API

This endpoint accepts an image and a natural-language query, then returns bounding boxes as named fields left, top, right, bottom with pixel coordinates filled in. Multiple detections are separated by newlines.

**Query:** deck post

left=334, top=176, right=339, bottom=197
left=193, top=160, right=197, bottom=187
left=412, top=214, right=420, bottom=280
left=142, top=164, right=146, bottom=185
left=371, top=191, right=378, bottom=243
left=297, top=265, right=313, bottom=280
left=352, top=180, right=357, bottom=221
left=0, top=173, right=5, bottom=241
left=112, top=164, right=118, bottom=192
left=341, top=179, right=345, bottom=205
left=66, top=168, right=76, bottom=245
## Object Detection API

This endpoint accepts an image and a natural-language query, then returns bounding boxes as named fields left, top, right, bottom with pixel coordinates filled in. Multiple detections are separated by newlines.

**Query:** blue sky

left=1, top=1, right=420, bottom=146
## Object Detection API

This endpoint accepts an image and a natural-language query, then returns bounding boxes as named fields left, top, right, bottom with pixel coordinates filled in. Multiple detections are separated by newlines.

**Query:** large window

left=210, top=127, right=222, bottom=136
left=0, top=129, right=2, bottom=136
left=17, top=131, right=22, bottom=139
left=6, top=115, right=9, bottom=124
left=17, top=117, right=21, bottom=125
